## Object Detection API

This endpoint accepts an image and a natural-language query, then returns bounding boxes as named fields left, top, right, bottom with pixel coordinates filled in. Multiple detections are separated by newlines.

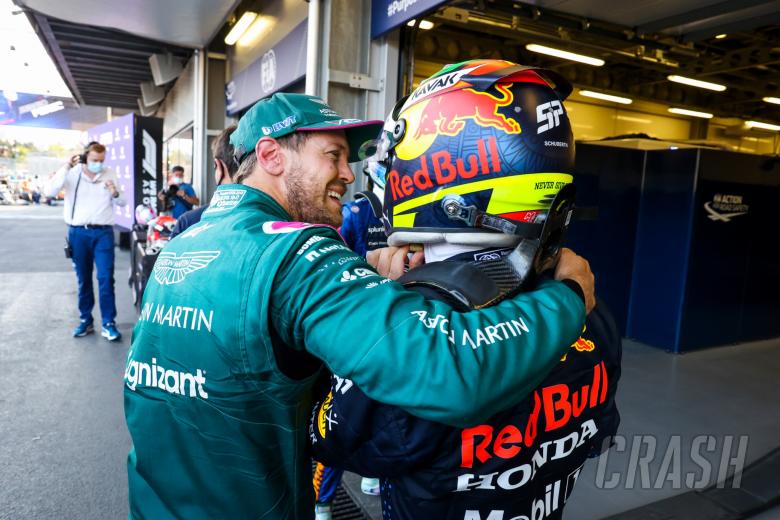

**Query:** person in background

left=169, top=126, right=237, bottom=239
left=44, top=142, right=126, bottom=341
left=160, top=165, right=199, bottom=219
left=31, top=175, right=41, bottom=204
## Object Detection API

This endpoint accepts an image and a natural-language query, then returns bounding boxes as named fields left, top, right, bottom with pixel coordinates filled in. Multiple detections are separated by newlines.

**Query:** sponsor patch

left=153, top=251, right=221, bottom=285
left=125, top=357, right=208, bottom=399
left=403, top=65, right=484, bottom=109
left=317, top=392, right=336, bottom=438
left=179, top=222, right=213, bottom=239
left=261, top=115, right=296, bottom=135
left=339, top=267, right=377, bottom=282
left=204, top=189, right=246, bottom=214
left=387, top=136, right=502, bottom=202
left=262, top=221, right=322, bottom=234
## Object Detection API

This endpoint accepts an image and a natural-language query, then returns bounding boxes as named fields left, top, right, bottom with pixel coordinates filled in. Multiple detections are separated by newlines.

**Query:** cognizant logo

left=125, top=357, right=208, bottom=399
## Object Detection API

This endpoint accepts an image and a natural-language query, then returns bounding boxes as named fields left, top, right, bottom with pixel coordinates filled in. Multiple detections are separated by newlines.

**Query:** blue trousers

left=68, top=226, right=116, bottom=325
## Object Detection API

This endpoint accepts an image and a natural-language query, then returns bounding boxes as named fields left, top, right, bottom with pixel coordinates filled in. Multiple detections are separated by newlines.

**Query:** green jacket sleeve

left=270, top=229, right=585, bottom=427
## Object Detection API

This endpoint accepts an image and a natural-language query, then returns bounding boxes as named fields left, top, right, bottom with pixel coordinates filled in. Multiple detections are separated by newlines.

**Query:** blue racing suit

left=311, top=287, right=621, bottom=520
left=314, top=195, right=389, bottom=505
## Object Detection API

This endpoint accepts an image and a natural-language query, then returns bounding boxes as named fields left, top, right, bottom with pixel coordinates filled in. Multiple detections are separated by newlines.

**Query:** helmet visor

left=359, top=128, right=395, bottom=189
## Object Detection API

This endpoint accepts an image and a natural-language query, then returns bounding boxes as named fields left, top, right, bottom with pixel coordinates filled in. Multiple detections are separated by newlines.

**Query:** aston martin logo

left=153, top=251, right=221, bottom=285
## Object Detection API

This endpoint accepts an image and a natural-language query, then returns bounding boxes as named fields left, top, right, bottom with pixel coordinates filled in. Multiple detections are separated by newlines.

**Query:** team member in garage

left=124, top=90, right=595, bottom=519
left=169, top=125, right=237, bottom=239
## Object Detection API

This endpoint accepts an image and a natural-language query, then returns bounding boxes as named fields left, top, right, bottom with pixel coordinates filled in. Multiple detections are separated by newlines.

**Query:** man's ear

left=214, top=159, right=228, bottom=185
left=255, top=138, right=284, bottom=176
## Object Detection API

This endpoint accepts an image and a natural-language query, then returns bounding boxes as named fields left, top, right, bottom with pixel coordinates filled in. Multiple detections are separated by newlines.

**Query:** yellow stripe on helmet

left=392, top=173, right=573, bottom=226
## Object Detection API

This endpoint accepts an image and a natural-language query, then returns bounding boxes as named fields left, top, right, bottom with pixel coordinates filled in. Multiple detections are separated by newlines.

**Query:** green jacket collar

left=203, top=184, right=291, bottom=221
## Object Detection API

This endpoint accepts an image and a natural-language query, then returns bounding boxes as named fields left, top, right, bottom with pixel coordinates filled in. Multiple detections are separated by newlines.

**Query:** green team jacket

left=123, top=185, right=586, bottom=519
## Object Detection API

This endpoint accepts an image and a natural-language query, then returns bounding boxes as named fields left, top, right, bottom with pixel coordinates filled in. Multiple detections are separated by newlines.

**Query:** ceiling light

left=407, top=19, right=434, bottom=30
left=667, top=75, right=726, bottom=92
left=579, top=90, right=632, bottom=104
left=745, top=120, right=780, bottom=131
left=763, top=97, right=780, bottom=105
left=616, top=115, right=651, bottom=123
left=238, top=17, right=270, bottom=47
left=224, top=11, right=257, bottom=45
left=668, top=107, right=713, bottom=119
left=715, top=33, right=727, bottom=39
left=526, top=44, right=604, bottom=66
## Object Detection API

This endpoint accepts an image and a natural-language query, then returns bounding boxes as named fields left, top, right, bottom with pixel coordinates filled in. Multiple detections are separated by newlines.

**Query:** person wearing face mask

left=169, top=126, right=236, bottom=239
left=44, top=141, right=127, bottom=341
left=160, top=165, right=199, bottom=219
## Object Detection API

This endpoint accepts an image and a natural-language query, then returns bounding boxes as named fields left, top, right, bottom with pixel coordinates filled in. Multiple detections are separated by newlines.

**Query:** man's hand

left=554, top=248, right=595, bottom=314
left=366, top=246, right=425, bottom=280
left=177, top=190, right=186, bottom=198
left=104, top=180, right=118, bottom=198
left=69, top=155, right=79, bottom=167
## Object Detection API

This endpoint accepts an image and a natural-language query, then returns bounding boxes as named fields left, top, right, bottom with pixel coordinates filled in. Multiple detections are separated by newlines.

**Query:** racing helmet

left=135, top=204, right=157, bottom=226
left=361, top=59, right=576, bottom=259
left=146, top=215, right=177, bottom=251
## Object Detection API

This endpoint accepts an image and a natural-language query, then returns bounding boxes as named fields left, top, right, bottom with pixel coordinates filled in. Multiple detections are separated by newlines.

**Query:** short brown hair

left=233, top=131, right=311, bottom=185
left=211, top=125, right=238, bottom=176
left=86, top=142, right=106, bottom=154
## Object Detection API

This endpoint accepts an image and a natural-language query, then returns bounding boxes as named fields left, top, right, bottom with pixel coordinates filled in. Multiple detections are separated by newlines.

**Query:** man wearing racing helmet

left=124, top=90, right=595, bottom=519
left=310, top=60, right=621, bottom=519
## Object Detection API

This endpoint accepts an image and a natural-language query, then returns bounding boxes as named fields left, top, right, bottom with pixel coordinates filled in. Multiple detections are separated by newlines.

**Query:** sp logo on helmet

left=536, top=100, right=564, bottom=134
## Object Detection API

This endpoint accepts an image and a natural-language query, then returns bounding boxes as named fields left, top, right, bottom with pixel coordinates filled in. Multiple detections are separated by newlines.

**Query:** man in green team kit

left=123, top=91, right=595, bottom=519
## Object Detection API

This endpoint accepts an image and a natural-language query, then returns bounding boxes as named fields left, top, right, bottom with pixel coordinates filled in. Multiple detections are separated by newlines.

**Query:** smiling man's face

left=282, top=130, right=354, bottom=227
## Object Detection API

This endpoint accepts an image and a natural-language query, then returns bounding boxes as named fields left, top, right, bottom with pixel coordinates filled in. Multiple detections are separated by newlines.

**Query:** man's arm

left=103, top=172, right=126, bottom=206
left=271, top=229, right=588, bottom=427
left=179, top=184, right=199, bottom=206
left=43, top=163, right=71, bottom=198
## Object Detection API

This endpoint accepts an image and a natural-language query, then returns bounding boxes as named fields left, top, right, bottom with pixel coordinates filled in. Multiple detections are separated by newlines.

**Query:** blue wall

left=626, top=149, right=698, bottom=351
left=566, top=143, right=644, bottom=335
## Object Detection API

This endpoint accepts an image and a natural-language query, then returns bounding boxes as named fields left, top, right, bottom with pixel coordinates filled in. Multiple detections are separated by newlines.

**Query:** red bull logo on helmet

left=413, top=84, right=522, bottom=140
left=387, top=136, right=502, bottom=202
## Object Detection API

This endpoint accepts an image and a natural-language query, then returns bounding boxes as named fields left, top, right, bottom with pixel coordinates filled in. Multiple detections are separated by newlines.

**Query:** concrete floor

left=0, top=204, right=134, bottom=519
left=1, top=204, right=778, bottom=519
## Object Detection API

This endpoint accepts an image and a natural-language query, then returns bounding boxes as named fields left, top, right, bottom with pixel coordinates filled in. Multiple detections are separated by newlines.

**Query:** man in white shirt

left=45, top=142, right=126, bottom=341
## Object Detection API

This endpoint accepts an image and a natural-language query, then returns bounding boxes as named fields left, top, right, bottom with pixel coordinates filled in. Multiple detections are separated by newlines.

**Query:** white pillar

left=192, top=49, right=208, bottom=199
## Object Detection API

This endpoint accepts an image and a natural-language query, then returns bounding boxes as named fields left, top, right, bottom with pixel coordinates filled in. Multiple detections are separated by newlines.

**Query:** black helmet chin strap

left=441, top=198, right=544, bottom=238
left=465, top=183, right=577, bottom=293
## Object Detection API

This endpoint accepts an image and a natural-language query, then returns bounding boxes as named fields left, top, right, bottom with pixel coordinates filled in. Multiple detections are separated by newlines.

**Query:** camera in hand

left=160, top=184, right=179, bottom=211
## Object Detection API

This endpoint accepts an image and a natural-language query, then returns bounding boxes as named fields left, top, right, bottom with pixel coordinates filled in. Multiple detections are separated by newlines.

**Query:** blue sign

left=371, top=0, right=447, bottom=39
left=87, top=113, right=136, bottom=229
left=0, top=91, right=79, bottom=129
left=226, top=20, right=308, bottom=116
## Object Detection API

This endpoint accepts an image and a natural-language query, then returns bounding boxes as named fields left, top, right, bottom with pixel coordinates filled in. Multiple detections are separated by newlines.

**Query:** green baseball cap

left=230, top=92, right=383, bottom=163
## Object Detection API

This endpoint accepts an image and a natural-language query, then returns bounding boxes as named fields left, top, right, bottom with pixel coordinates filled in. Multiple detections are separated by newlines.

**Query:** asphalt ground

left=0, top=204, right=133, bottom=519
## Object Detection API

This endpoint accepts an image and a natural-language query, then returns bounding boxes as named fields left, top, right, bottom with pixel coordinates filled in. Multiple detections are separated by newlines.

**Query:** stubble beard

left=284, top=163, right=341, bottom=227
